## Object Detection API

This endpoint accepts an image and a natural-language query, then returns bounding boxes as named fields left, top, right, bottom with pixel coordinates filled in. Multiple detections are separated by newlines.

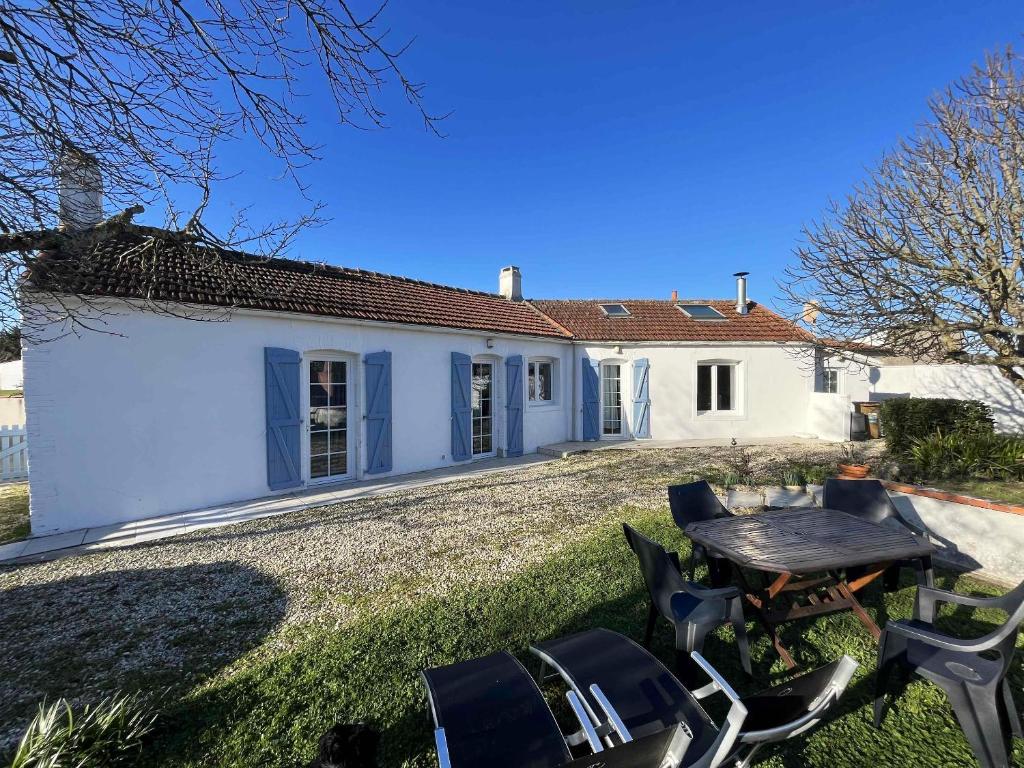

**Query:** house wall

left=572, top=343, right=817, bottom=440
left=24, top=306, right=572, bottom=534
left=835, top=362, right=1024, bottom=433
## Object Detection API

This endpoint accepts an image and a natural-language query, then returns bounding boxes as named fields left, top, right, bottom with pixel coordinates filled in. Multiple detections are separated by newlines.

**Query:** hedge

left=880, top=397, right=995, bottom=456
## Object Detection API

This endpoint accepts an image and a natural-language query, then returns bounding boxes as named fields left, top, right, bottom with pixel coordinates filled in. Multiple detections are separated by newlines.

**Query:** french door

left=471, top=362, right=495, bottom=456
left=307, top=358, right=351, bottom=481
left=601, top=363, right=624, bottom=436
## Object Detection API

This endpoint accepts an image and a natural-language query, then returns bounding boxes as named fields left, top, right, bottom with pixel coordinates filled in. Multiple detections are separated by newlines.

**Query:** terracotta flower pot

left=837, top=463, right=870, bottom=479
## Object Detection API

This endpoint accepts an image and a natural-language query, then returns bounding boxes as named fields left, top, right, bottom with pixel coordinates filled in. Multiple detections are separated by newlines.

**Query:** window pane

left=330, top=383, right=346, bottom=406
left=329, top=452, right=347, bottom=476
left=310, top=454, right=328, bottom=478
left=310, top=384, right=329, bottom=408
left=329, top=361, right=347, bottom=384
left=717, top=365, right=732, bottom=410
left=310, top=431, right=328, bottom=455
left=309, top=407, right=328, bottom=430
left=528, top=363, right=537, bottom=400
left=538, top=362, right=552, bottom=401
left=697, top=365, right=712, bottom=411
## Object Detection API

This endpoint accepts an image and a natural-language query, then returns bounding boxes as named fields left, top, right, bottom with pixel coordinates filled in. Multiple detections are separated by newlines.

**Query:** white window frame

left=599, top=360, right=628, bottom=438
left=527, top=357, right=558, bottom=407
left=598, top=303, right=631, bottom=317
left=694, top=360, right=744, bottom=419
left=820, top=367, right=841, bottom=394
left=302, top=350, right=358, bottom=486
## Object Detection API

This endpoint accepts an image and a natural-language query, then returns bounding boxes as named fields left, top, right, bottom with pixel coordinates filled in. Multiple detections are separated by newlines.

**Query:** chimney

left=499, top=265, right=522, bottom=301
left=670, top=289, right=678, bottom=302
left=733, top=271, right=749, bottom=315
left=58, top=149, right=103, bottom=230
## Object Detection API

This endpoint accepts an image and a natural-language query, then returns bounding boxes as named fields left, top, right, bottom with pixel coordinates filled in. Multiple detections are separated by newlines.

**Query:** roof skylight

left=678, top=304, right=726, bottom=320
left=599, top=303, right=631, bottom=317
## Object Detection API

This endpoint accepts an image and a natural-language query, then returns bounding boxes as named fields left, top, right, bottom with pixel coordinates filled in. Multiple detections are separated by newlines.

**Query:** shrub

left=907, top=430, right=1024, bottom=481
left=10, top=692, right=157, bottom=768
left=881, top=397, right=994, bottom=456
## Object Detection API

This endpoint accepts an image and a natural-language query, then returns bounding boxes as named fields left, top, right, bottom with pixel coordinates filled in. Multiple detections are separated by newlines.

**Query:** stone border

left=881, top=480, right=1024, bottom=517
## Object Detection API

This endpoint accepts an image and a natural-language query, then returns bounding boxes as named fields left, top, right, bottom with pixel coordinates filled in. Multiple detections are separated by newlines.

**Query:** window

left=601, top=363, right=623, bottom=435
left=308, top=359, right=349, bottom=479
left=528, top=359, right=553, bottom=402
left=678, top=304, right=726, bottom=320
left=697, top=362, right=736, bottom=412
left=471, top=362, right=494, bottom=455
left=820, top=368, right=839, bottom=394
left=599, top=303, right=631, bottom=317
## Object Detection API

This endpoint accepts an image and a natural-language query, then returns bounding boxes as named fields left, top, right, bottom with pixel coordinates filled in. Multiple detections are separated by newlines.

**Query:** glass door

left=601, top=363, right=623, bottom=436
left=308, top=359, right=350, bottom=481
left=471, top=362, right=494, bottom=456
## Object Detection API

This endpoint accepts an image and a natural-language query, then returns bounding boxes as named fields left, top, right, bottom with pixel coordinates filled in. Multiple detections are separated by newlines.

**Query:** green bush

left=907, top=430, right=1024, bottom=481
left=10, top=692, right=157, bottom=768
left=881, top=397, right=994, bottom=456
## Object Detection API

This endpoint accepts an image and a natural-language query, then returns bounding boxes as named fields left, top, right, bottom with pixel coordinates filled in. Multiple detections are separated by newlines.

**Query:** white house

left=20, top=226, right=838, bottom=534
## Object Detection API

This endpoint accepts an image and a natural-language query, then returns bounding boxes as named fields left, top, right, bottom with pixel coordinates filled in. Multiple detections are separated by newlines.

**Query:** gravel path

left=0, top=444, right=876, bottom=746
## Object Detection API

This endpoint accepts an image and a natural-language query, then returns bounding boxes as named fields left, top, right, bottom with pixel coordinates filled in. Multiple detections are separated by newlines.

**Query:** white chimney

left=499, top=265, right=522, bottom=301
left=734, top=271, right=749, bottom=315
left=58, top=150, right=103, bottom=230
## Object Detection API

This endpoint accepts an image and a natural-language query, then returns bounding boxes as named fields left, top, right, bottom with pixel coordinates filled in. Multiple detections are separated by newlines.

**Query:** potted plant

left=837, top=444, right=870, bottom=479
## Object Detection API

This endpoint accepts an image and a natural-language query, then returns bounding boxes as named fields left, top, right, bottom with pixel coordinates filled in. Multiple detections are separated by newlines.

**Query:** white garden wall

left=572, top=343, right=817, bottom=440
left=24, top=305, right=572, bottom=534
left=839, top=362, right=1024, bottom=433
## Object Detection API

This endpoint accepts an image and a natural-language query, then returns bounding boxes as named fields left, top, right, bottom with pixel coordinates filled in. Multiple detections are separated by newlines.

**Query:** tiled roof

left=529, top=299, right=813, bottom=342
left=26, top=228, right=569, bottom=338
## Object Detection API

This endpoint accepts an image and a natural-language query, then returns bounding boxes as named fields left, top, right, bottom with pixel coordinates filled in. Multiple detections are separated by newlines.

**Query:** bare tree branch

left=782, top=48, right=1024, bottom=390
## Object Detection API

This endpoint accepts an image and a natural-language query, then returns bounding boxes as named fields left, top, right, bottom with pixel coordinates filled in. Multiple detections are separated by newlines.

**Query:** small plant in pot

left=837, top=443, right=870, bottom=479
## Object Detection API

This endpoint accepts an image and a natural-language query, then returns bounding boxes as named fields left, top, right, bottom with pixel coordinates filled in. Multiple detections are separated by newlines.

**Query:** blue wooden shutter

left=265, top=347, right=302, bottom=490
left=632, top=358, right=651, bottom=439
left=451, top=352, right=472, bottom=461
left=364, top=351, right=393, bottom=474
left=505, top=355, right=524, bottom=457
left=582, top=359, right=601, bottom=441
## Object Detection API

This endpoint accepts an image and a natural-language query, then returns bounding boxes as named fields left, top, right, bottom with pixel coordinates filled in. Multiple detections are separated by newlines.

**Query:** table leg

left=739, top=570, right=798, bottom=669
left=834, top=581, right=882, bottom=640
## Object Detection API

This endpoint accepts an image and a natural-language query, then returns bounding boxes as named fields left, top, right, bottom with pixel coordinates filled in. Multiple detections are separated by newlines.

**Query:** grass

left=932, top=478, right=1024, bottom=506
left=135, top=507, right=1021, bottom=768
left=0, top=482, right=28, bottom=544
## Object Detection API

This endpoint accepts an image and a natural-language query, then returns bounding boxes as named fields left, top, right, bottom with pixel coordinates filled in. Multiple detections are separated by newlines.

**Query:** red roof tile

left=27, top=229, right=569, bottom=338
left=529, top=299, right=812, bottom=342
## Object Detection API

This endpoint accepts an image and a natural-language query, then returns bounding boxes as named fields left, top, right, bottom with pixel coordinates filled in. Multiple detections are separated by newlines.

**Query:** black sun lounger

left=422, top=649, right=698, bottom=768
left=531, top=628, right=746, bottom=767
left=532, top=628, right=857, bottom=768
left=422, top=651, right=574, bottom=768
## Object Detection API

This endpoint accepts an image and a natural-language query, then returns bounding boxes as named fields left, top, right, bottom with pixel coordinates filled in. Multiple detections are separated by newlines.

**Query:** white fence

left=0, top=425, right=27, bottom=481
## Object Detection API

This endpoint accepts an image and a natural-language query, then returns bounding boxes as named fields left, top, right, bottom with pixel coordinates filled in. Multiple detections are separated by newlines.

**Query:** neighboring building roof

left=25, top=228, right=569, bottom=339
left=819, top=338, right=894, bottom=356
left=530, top=299, right=813, bottom=343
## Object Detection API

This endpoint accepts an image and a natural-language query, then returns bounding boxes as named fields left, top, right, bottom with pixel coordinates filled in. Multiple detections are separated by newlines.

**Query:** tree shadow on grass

left=0, top=561, right=287, bottom=755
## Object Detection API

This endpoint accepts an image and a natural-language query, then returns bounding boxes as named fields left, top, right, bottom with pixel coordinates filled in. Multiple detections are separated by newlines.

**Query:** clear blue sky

left=194, top=0, right=1024, bottom=306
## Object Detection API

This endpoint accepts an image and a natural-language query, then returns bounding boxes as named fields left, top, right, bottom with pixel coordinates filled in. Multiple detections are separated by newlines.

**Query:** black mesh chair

left=667, top=481, right=734, bottom=585
left=424, top=648, right=718, bottom=768
left=532, top=628, right=857, bottom=768
left=623, top=523, right=751, bottom=679
left=874, top=579, right=1024, bottom=768
left=821, top=478, right=934, bottom=589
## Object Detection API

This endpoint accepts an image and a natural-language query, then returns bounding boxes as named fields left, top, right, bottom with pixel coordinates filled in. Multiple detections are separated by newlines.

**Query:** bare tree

left=0, top=0, right=444, bottom=336
left=783, top=49, right=1024, bottom=390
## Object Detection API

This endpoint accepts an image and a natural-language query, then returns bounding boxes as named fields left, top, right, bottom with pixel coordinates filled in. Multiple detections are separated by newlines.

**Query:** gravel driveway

left=0, top=443, right=874, bottom=747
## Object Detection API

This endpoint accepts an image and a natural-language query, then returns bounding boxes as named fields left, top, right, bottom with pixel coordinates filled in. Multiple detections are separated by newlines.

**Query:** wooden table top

left=685, top=507, right=935, bottom=574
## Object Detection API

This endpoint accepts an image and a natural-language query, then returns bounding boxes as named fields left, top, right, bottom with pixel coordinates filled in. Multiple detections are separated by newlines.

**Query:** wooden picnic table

left=685, top=506, right=935, bottom=668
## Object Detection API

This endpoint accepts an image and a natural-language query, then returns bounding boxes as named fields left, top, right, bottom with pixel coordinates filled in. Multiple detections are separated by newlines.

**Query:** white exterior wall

left=0, top=359, right=23, bottom=390
left=24, top=307, right=572, bottom=534
left=835, top=362, right=1024, bottom=433
left=572, top=343, right=816, bottom=440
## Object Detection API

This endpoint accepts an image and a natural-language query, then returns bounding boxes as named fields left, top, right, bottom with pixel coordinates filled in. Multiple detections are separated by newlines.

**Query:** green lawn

left=141, top=507, right=1021, bottom=768
left=937, top=479, right=1024, bottom=506
left=0, top=482, right=29, bottom=544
